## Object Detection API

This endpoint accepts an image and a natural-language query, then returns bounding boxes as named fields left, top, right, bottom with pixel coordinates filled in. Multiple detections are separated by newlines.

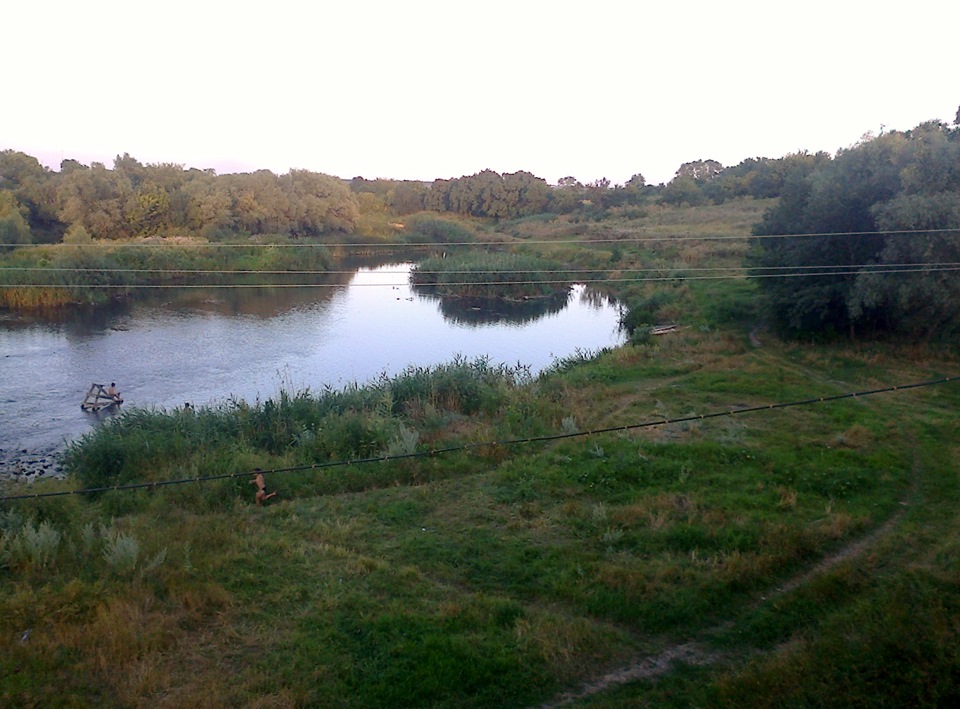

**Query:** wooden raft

left=80, top=383, right=122, bottom=412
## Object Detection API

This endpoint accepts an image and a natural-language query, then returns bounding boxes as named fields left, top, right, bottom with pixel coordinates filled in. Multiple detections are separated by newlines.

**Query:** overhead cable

left=3, top=265, right=960, bottom=289
left=1, top=226, right=959, bottom=249
left=2, top=374, right=957, bottom=503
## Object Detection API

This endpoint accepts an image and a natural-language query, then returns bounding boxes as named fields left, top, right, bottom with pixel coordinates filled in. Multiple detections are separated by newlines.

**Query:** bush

left=403, top=217, right=476, bottom=244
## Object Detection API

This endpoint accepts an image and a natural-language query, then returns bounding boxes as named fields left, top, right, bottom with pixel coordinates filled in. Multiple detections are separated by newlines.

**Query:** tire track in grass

left=540, top=508, right=909, bottom=707
left=539, top=422, right=921, bottom=707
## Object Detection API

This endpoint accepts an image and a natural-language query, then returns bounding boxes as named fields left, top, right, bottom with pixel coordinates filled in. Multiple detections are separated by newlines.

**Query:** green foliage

left=6, top=148, right=960, bottom=707
left=3, top=336, right=960, bottom=706
left=101, top=530, right=140, bottom=574
left=401, top=215, right=476, bottom=244
left=61, top=223, right=91, bottom=244
left=9, top=520, right=61, bottom=570
left=424, top=169, right=551, bottom=218
left=63, top=357, right=525, bottom=490
left=620, top=290, right=677, bottom=333
left=4, top=151, right=361, bottom=241
left=0, top=237, right=332, bottom=308
left=750, top=120, right=960, bottom=338
left=0, top=191, right=32, bottom=248
left=411, top=251, right=571, bottom=300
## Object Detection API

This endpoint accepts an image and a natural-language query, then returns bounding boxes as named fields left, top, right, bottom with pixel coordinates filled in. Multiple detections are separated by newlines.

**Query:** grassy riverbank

left=2, top=199, right=960, bottom=705
left=0, top=236, right=333, bottom=308
left=3, top=337, right=959, bottom=706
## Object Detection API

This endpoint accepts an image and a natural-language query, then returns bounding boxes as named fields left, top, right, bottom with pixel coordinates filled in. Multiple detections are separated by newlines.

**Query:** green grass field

left=2, top=200, right=959, bottom=707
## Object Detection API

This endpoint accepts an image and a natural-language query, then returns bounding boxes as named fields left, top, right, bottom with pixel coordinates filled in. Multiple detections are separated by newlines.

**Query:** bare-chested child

left=252, top=468, right=277, bottom=506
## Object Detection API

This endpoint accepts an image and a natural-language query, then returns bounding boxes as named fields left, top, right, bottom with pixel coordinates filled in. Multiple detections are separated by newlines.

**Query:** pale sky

left=4, top=1, right=958, bottom=186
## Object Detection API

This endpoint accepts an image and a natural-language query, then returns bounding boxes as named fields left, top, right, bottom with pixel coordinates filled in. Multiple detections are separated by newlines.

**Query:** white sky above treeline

left=4, top=1, right=958, bottom=186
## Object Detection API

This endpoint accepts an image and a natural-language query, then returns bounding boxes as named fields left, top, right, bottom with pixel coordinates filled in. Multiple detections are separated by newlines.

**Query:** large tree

left=425, top=170, right=551, bottom=219
left=749, top=120, right=960, bottom=339
left=0, top=191, right=32, bottom=247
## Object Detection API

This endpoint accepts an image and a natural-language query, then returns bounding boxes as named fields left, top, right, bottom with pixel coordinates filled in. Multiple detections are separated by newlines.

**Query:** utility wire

left=3, top=265, right=960, bottom=289
left=4, top=262, right=960, bottom=276
left=1, top=226, right=959, bottom=249
left=2, top=374, right=957, bottom=503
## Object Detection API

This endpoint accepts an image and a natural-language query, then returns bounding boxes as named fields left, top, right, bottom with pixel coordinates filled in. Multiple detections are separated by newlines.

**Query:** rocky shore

left=0, top=447, right=65, bottom=483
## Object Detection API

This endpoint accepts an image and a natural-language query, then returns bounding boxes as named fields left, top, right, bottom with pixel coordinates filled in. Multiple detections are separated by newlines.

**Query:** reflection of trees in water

left=577, top=285, right=617, bottom=309
left=0, top=303, right=130, bottom=337
left=157, top=271, right=353, bottom=319
left=416, top=287, right=572, bottom=327
left=5, top=271, right=357, bottom=338
left=412, top=283, right=621, bottom=328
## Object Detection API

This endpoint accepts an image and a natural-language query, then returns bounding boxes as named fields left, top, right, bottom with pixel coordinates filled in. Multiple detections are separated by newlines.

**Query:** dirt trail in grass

left=539, top=419, right=920, bottom=709
left=540, top=506, right=908, bottom=707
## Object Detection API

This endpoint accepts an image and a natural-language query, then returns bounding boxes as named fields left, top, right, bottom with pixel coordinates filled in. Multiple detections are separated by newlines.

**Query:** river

left=0, top=263, right=625, bottom=457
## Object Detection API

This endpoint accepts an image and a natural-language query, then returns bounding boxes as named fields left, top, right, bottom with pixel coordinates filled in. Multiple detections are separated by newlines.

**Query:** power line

left=3, top=265, right=959, bottom=289
left=3, top=261, right=960, bottom=276
left=1, top=226, right=958, bottom=249
left=3, top=374, right=957, bottom=503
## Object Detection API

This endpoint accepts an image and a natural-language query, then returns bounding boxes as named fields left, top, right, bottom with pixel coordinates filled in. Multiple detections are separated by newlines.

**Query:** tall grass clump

left=63, top=357, right=530, bottom=492
left=619, top=289, right=679, bottom=335
left=401, top=216, right=477, bottom=245
left=412, top=252, right=572, bottom=300
left=0, top=238, right=332, bottom=310
left=4, top=520, right=62, bottom=571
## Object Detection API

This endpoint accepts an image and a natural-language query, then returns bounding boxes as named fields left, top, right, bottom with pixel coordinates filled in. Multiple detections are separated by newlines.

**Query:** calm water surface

left=0, top=263, right=624, bottom=453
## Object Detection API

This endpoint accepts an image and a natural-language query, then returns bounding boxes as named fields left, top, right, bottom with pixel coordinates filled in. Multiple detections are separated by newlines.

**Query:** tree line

left=0, top=153, right=360, bottom=244
left=1, top=148, right=832, bottom=246
left=5, top=113, right=960, bottom=341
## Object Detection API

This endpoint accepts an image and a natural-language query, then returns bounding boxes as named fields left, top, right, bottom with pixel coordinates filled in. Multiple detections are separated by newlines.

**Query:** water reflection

left=0, top=261, right=625, bottom=454
left=415, top=289, right=571, bottom=326
left=412, top=282, right=621, bottom=328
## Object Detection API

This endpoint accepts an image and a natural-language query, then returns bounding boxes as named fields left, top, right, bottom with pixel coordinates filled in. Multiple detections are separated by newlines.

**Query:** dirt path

left=540, top=497, right=912, bottom=707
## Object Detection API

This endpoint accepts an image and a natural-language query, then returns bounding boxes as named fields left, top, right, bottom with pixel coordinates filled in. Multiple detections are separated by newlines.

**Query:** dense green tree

left=503, top=171, right=550, bottom=216
left=3, top=151, right=362, bottom=240
left=550, top=177, right=584, bottom=213
left=113, top=153, right=147, bottom=187
left=0, top=150, right=47, bottom=190
left=55, top=161, right=132, bottom=238
left=59, top=159, right=86, bottom=174
left=282, top=169, right=358, bottom=234
left=387, top=181, right=427, bottom=215
left=424, top=178, right=452, bottom=212
left=583, top=177, right=612, bottom=209
left=182, top=171, right=232, bottom=236
left=0, top=191, right=32, bottom=247
left=847, top=192, right=960, bottom=339
left=126, top=180, right=172, bottom=235
left=424, top=170, right=551, bottom=219
left=661, top=175, right=704, bottom=206
left=661, top=160, right=723, bottom=206
left=750, top=120, right=960, bottom=339
left=0, top=150, right=61, bottom=238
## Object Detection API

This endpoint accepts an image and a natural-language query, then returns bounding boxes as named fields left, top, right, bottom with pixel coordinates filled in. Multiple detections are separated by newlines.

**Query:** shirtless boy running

left=252, top=468, right=278, bottom=506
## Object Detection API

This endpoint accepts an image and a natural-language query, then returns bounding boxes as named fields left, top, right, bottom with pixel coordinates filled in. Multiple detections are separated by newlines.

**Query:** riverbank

left=5, top=336, right=960, bottom=707
left=0, top=445, right=64, bottom=483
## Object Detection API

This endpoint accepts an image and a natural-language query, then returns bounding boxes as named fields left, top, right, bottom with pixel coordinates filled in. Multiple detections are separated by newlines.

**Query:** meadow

left=2, top=199, right=959, bottom=706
